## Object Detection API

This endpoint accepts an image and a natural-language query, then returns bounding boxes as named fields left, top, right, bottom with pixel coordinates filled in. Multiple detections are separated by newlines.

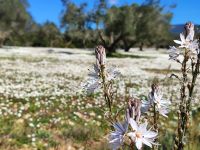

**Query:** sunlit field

left=0, top=47, right=199, bottom=150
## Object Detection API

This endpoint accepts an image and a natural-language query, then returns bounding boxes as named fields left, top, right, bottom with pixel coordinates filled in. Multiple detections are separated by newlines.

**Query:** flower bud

left=127, top=98, right=141, bottom=122
left=151, top=83, right=159, bottom=93
left=184, top=22, right=194, bottom=41
left=95, top=45, right=106, bottom=67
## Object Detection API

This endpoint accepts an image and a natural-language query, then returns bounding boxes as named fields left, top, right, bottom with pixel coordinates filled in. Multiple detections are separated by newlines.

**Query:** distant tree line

left=0, top=0, right=174, bottom=52
left=0, top=0, right=64, bottom=48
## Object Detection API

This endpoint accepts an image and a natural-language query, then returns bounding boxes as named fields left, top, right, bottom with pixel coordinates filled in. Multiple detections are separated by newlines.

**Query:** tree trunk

left=123, top=40, right=130, bottom=52
left=124, top=47, right=130, bottom=52
left=156, top=45, right=159, bottom=50
left=0, top=40, right=3, bottom=48
left=139, top=42, right=144, bottom=51
left=99, top=32, right=122, bottom=54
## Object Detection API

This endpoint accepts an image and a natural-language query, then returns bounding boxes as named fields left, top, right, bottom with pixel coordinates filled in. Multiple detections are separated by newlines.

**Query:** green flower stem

left=153, top=103, right=159, bottom=150
left=100, top=64, right=112, bottom=113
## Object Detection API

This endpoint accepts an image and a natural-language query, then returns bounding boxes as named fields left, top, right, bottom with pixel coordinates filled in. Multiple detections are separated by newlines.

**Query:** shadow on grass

left=106, top=52, right=155, bottom=59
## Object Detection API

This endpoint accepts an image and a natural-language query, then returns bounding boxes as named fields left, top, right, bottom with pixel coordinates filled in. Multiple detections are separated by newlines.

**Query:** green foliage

left=61, top=0, right=89, bottom=47
left=103, top=4, right=139, bottom=52
left=60, top=0, right=173, bottom=51
left=0, top=0, right=32, bottom=46
left=0, top=0, right=31, bottom=30
left=31, top=22, right=64, bottom=47
left=0, top=0, right=173, bottom=50
left=135, top=2, right=173, bottom=50
left=62, top=125, right=100, bottom=142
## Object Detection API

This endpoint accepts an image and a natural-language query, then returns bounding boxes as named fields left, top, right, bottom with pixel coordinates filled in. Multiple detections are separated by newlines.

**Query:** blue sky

left=27, top=0, right=200, bottom=27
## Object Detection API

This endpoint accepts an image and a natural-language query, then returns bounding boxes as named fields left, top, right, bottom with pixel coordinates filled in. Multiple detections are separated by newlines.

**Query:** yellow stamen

left=136, top=132, right=142, bottom=138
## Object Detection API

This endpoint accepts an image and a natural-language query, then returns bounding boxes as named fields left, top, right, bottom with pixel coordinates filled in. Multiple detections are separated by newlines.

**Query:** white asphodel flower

left=174, top=33, right=190, bottom=48
left=109, top=119, right=129, bottom=150
left=82, top=78, right=101, bottom=93
left=82, top=64, right=121, bottom=93
left=82, top=64, right=101, bottom=93
left=106, top=66, right=121, bottom=81
left=173, top=23, right=199, bottom=55
left=168, top=46, right=180, bottom=61
left=153, top=92, right=171, bottom=117
left=141, top=99, right=151, bottom=114
left=141, top=89, right=171, bottom=117
left=188, top=40, right=199, bottom=55
left=127, top=118, right=157, bottom=150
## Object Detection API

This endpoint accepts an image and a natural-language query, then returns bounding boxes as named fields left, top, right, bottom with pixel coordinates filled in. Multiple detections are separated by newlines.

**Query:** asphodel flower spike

left=95, top=45, right=106, bottom=68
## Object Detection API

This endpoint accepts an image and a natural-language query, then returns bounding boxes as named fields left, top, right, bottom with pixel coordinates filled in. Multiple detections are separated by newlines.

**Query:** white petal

left=179, top=45, right=187, bottom=48
left=138, top=122, right=147, bottom=133
left=141, top=99, right=151, bottom=113
left=160, top=110, right=168, bottom=117
left=87, top=81, right=100, bottom=93
left=127, top=132, right=136, bottom=141
left=186, top=30, right=194, bottom=41
left=106, top=66, right=121, bottom=81
left=88, top=72, right=99, bottom=79
left=129, top=118, right=138, bottom=131
left=153, top=93, right=160, bottom=102
left=174, top=40, right=182, bottom=45
left=180, top=33, right=185, bottom=42
left=142, top=138, right=152, bottom=148
left=160, top=99, right=171, bottom=105
left=93, top=64, right=100, bottom=73
left=144, top=131, right=158, bottom=138
left=136, top=138, right=143, bottom=150
left=122, top=120, right=129, bottom=132
left=148, top=93, right=154, bottom=104
left=141, top=103, right=150, bottom=113
left=109, top=137, right=119, bottom=143
left=158, top=94, right=163, bottom=101
left=113, top=122, right=125, bottom=133
left=109, top=138, right=122, bottom=150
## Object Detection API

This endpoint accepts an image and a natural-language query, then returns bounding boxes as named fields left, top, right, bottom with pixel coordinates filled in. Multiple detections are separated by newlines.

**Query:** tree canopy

left=60, top=0, right=173, bottom=52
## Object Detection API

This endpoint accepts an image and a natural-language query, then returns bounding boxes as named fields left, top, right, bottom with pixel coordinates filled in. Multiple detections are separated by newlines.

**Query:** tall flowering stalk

left=169, top=22, right=200, bottom=149
left=95, top=45, right=112, bottom=112
left=142, top=84, right=170, bottom=150
left=83, top=45, right=120, bottom=114
left=149, top=84, right=159, bottom=150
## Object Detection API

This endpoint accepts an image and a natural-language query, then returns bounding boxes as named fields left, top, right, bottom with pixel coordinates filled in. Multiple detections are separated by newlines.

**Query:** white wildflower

left=127, top=118, right=158, bottom=150
left=174, top=22, right=199, bottom=55
left=141, top=99, right=151, bottom=113
left=141, top=86, right=171, bottom=117
left=168, top=46, right=180, bottom=61
left=82, top=64, right=120, bottom=93
left=106, top=66, right=121, bottom=81
left=153, top=92, right=171, bottom=117
left=82, top=64, right=101, bottom=93
left=109, top=119, right=129, bottom=150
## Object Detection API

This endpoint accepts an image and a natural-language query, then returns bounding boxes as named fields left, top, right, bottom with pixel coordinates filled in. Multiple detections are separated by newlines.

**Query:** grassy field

left=0, top=47, right=199, bottom=150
